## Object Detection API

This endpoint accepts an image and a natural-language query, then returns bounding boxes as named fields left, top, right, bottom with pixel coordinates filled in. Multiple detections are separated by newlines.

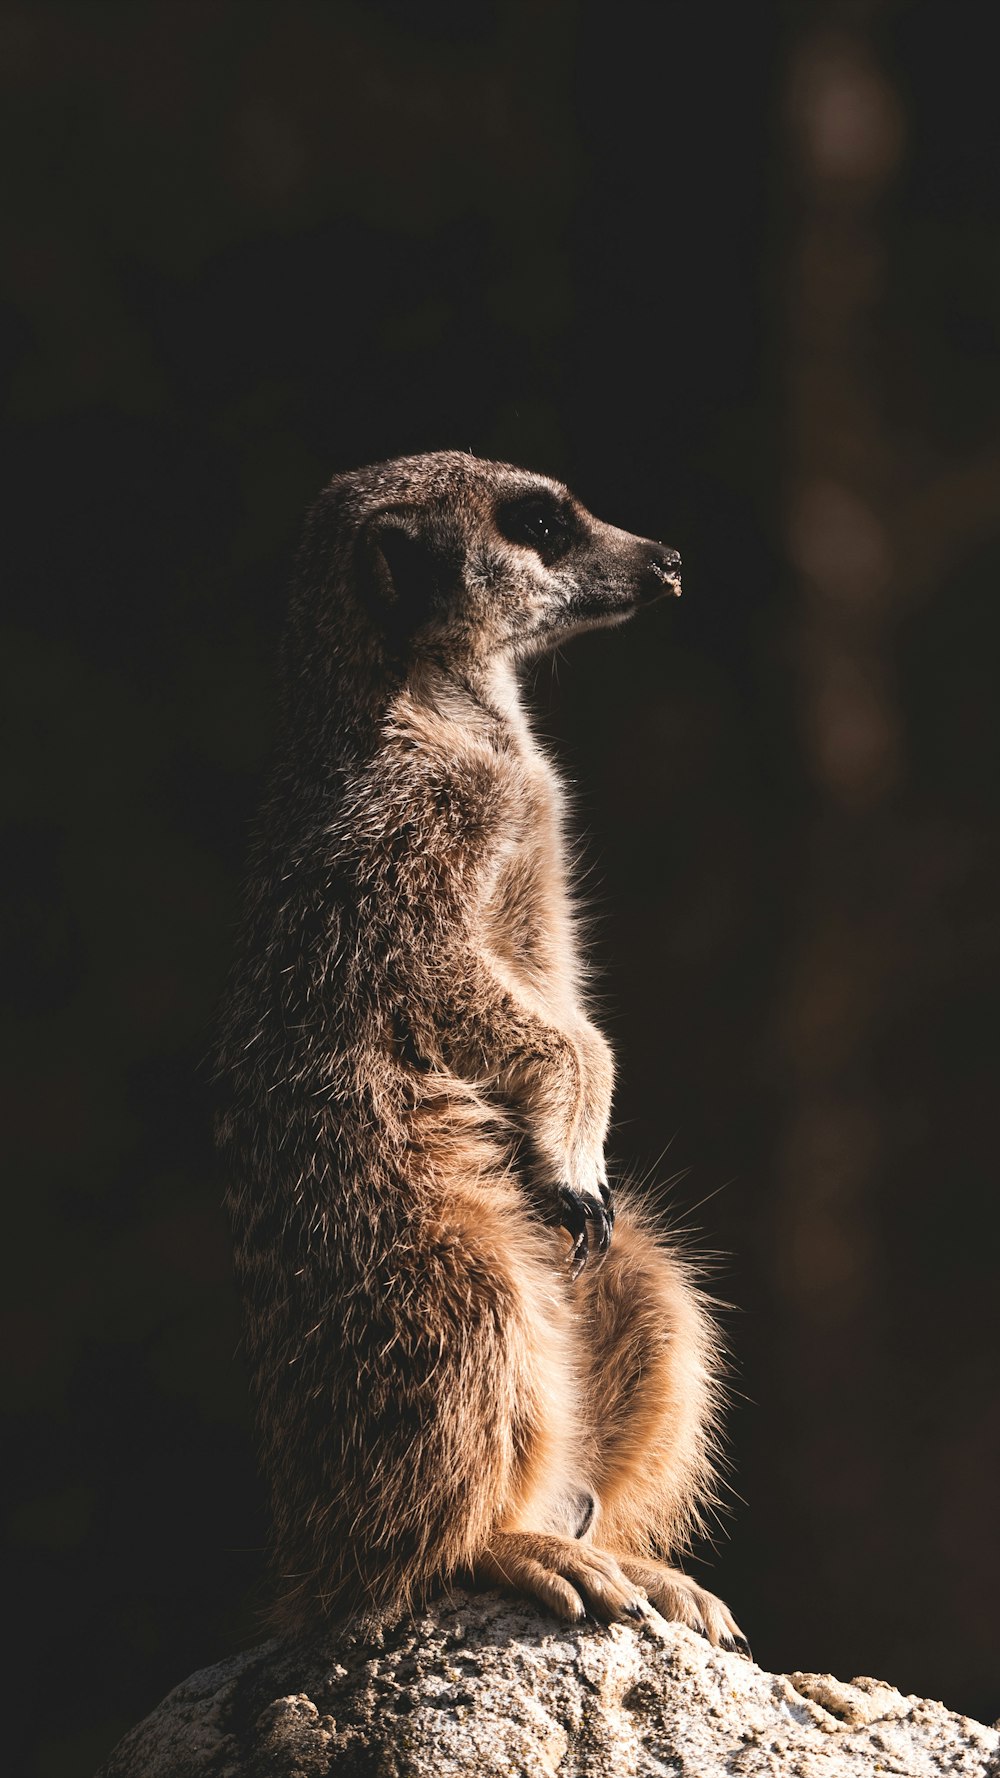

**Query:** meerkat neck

left=407, top=654, right=529, bottom=742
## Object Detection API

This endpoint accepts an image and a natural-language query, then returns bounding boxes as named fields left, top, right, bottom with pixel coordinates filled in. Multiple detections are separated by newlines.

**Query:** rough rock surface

left=97, top=1589, right=999, bottom=1778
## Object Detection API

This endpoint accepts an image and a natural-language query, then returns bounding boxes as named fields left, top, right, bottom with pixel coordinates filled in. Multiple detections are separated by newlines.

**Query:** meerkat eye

left=495, top=494, right=579, bottom=563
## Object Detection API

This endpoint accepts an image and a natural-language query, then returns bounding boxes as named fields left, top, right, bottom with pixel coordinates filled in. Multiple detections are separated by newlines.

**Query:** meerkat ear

left=358, top=508, right=453, bottom=651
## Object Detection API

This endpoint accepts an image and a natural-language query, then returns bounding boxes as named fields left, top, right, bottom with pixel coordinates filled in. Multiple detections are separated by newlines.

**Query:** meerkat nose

left=645, top=546, right=683, bottom=598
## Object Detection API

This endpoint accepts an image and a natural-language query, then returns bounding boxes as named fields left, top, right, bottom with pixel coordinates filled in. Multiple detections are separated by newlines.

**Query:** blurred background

left=2, top=1, right=998, bottom=1771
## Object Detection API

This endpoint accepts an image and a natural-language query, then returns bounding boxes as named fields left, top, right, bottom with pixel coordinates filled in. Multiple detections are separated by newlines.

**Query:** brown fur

left=215, top=450, right=742, bottom=1645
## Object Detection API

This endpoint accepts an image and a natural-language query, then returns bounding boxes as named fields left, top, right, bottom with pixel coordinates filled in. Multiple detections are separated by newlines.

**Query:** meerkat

left=215, top=449, right=745, bottom=1649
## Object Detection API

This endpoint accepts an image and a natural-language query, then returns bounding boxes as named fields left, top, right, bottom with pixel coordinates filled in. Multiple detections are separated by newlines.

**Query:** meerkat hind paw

left=615, top=1557, right=748, bottom=1653
left=478, top=1532, right=650, bottom=1626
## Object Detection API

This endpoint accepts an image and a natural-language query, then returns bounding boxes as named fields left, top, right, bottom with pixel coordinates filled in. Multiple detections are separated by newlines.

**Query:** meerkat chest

left=482, top=751, right=577, bottom=1000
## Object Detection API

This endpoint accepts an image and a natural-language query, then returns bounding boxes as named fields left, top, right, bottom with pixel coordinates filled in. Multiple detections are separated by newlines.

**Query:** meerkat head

left=298, top=450, right=681, bottom=679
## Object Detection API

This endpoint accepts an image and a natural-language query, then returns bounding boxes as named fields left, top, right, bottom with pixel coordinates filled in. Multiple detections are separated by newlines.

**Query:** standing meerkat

left=216, top=449, right=745, bottom=1648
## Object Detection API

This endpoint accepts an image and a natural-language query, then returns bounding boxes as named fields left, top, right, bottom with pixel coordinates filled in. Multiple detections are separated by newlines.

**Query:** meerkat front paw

left=557, top=1177, right=614, bottom=1277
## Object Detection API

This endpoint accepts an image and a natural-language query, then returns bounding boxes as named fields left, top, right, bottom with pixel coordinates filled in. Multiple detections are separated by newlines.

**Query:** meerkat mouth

left=561, top=594, right=637, bottom=627
left=648, top=560, right=682, bottom=595
left=569, top=578, right=678, bottom=623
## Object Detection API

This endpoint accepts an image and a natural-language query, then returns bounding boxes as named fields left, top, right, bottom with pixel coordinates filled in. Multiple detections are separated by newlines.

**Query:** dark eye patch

left=495, top=493, right=581, bottom=564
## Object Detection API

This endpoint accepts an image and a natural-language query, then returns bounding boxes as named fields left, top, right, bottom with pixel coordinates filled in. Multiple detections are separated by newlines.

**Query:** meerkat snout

left=645, top=545, right=683, bottom=596
left=485, top=483, right=683, bottom=650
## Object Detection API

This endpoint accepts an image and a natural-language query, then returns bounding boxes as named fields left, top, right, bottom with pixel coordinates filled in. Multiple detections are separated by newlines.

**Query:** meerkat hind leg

left=577, top=1208, right=748, bottom=1651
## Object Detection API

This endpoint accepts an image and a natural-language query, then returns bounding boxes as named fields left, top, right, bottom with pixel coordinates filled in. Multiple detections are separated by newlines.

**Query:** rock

left=96, top=1589, right=999, bottom=1778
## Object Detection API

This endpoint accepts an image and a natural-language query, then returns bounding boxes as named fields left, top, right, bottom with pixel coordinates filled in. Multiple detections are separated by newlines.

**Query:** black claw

left=623, top=1601, right=645, bottom=1621
left=558, top=1185, right=588, bottom=1237
left=719, top=1630, right=752, bottom=1660
left=558, top=1187, right=590, bottom=1276
left=557, top=1185, right=613, bottom=1277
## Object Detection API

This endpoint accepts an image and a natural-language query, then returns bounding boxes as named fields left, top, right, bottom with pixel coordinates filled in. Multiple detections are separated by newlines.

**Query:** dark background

left=3, top=2, right=998, bottom=1772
